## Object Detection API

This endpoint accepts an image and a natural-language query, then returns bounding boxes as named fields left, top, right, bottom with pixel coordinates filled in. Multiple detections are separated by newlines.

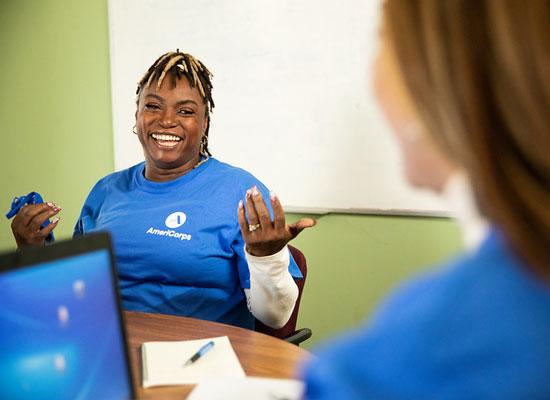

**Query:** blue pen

left=184, top=340, right=215, bottom=366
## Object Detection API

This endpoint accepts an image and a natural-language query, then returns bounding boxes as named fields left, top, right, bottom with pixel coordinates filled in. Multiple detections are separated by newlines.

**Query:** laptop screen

left=0, top=234, right=134, bottom=400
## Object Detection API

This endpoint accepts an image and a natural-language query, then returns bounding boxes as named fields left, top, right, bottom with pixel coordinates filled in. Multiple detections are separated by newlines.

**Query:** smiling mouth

left=150, top=133, right=182, bottom=148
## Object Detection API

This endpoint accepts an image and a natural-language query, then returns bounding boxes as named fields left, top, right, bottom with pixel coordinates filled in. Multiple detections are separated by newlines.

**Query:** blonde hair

left=385, top=0, right=550, bottom=277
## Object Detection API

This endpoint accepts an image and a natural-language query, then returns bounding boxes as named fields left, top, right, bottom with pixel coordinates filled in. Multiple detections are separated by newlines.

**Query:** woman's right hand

left=11, top=202, right=61, bottom=248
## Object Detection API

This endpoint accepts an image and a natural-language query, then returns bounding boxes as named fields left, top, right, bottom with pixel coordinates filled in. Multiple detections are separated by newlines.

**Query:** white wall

left=108, top=0, right=448, bottom=215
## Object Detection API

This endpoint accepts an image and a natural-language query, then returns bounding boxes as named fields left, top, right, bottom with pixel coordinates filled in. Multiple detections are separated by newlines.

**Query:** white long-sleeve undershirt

left=243, top=245, right=299, bottom=329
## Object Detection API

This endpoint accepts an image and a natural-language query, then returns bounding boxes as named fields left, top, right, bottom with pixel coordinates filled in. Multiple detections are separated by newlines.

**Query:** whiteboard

left=108, top=0, right=448, bottom=216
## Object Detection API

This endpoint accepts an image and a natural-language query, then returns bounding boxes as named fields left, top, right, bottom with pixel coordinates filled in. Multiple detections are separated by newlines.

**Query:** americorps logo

left=145, top=211, right=192, bottom=241
left=165, top=211, right=187, bottom=228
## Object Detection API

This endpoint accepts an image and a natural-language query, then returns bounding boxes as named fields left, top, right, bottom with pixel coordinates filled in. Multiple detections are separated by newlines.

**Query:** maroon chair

left=254, top=245, right=312, bottom=346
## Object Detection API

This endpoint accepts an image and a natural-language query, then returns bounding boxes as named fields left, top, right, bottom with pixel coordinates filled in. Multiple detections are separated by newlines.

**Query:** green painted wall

left=0, top=0, right=462, bottom=348
left=0, top=0, right=114, bottom=248
left=288, top=213, right=461, bottom=347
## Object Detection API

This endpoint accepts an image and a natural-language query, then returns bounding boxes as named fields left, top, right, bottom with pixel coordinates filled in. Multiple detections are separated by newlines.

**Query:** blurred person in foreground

left=301, top=1, right=549, bottom=398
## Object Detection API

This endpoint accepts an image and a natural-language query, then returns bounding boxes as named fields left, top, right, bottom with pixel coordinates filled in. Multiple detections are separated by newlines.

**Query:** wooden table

left=124, top=311, right=311, bottom=399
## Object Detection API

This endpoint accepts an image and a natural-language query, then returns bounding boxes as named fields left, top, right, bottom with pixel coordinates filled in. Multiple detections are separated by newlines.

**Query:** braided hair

left=136, top=50, right=215, bottom=156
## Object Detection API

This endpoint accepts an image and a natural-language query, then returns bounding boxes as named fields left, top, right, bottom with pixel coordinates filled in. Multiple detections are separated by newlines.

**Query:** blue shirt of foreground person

left=303, top=230, right=550, bottom=399
left=301, top=2, right=550, bottom=399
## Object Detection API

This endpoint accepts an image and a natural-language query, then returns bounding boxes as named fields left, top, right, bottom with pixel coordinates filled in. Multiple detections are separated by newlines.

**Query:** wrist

left=245, top=244, right=285, bottom=257
left=245, top=245, right=287, bottom=260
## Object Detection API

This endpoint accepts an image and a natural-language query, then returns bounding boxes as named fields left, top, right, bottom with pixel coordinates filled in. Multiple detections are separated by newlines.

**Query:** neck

left=144, top=156, right=206, bottom=182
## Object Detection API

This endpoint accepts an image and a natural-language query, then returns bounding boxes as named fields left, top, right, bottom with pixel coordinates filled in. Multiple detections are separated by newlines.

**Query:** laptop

left=0, top=232, right=135, bottom=400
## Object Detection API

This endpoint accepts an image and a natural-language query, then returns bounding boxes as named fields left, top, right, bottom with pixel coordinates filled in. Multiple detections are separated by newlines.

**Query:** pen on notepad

left=183, top=340, right=215, bottom=367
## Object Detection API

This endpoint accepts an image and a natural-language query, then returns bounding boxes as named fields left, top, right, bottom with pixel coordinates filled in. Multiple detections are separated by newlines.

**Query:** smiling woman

left=9, top=50, right=315, bottom=330
left=134, top=52, right=213, bottom=181
left=136, top=77, right=207, bottom=179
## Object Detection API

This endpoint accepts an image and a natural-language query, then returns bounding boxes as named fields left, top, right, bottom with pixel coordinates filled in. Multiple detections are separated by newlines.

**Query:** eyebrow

left=144, top=94, right=198, bottom=107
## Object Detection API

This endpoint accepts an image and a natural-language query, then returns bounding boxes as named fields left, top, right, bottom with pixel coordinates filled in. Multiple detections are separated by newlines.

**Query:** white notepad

left=187, top=377, right=305, bottom=400
left=141, top=336, right=245, bottom=388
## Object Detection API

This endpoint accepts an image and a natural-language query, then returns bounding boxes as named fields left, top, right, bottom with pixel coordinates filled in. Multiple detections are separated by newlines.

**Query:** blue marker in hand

left=184, top=340, right=215, bottom=367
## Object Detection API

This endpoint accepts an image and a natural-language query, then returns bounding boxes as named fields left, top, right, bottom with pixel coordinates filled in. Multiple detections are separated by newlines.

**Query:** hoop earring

left=132, top=125, right=138, bottom=135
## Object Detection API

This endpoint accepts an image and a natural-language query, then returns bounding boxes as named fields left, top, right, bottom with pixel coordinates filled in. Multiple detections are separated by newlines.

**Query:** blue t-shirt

left=302, top=230, right=550, bottom=399
left=74, top=158, right=301, bottom=329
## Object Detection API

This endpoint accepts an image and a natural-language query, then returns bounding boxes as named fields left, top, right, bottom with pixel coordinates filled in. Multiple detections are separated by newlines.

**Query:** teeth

left=151, top=133, right=181, bottom=142
left=157, top=141, right=178, bottom=148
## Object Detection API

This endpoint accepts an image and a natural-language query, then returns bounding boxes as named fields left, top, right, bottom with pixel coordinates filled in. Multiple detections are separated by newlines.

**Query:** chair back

left=254, top=245, right=308, bottom=341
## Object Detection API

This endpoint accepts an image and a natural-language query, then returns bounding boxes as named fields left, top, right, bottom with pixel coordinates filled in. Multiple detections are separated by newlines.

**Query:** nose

left=159, top=108, right=177, bottom=128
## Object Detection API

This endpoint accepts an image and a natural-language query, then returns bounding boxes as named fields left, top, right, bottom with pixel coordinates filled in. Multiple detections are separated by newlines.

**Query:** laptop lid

left=0, top=232, right=135, bottom=400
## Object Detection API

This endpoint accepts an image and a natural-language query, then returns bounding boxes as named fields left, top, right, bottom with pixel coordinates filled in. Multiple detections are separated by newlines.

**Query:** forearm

left=244, top=245, right=299, bottom=329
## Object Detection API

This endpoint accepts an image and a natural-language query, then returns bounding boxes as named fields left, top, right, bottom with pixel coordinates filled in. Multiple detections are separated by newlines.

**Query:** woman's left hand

left=238, top=186, right=316, bottom=257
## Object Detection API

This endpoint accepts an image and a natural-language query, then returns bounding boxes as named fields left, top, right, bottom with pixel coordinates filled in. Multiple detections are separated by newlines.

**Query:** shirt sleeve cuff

left=245, top=245, right=290, bottom=276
